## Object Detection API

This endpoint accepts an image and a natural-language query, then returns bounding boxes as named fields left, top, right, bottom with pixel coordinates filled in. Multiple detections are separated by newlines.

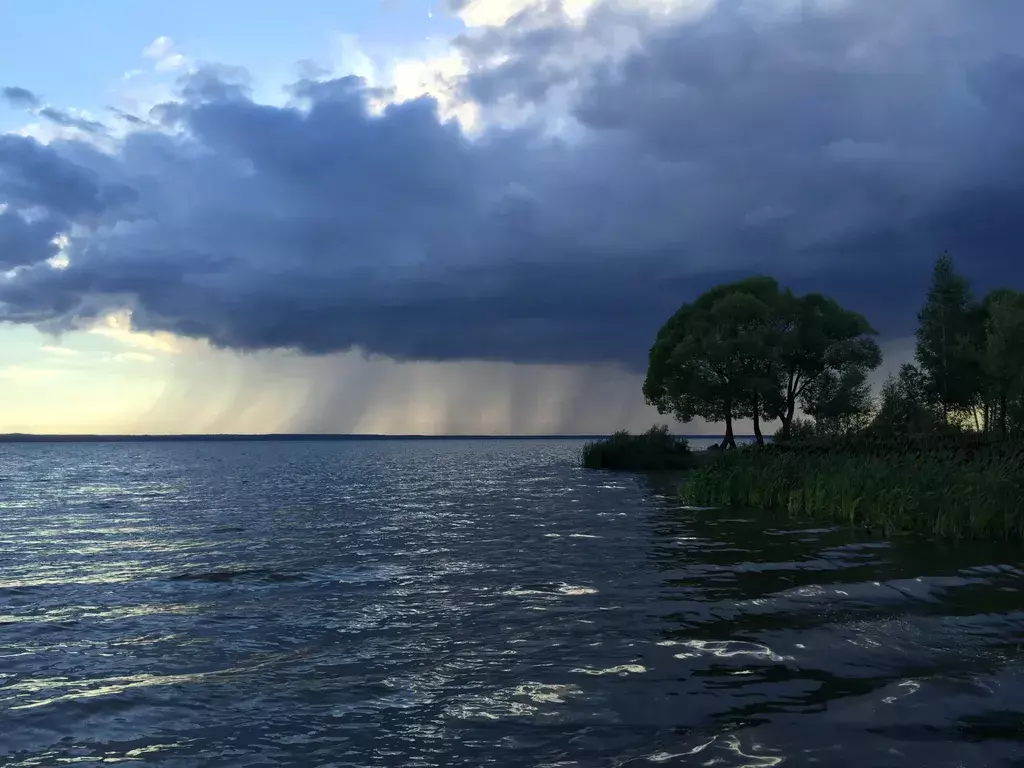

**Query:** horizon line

left=0, top=433, right=747, bottom=443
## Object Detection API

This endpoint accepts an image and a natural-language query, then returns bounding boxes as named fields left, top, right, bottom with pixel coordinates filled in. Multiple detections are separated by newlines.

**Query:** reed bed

left=683, top=440, right=1024, bottom=539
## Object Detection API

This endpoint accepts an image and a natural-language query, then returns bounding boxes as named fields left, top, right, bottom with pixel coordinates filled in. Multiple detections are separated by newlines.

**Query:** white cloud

left=142, top=35, right=189, bottom=73
left=143, top=36, right=174, bottom=60
left=40, top=345, right=79, bottom=356
left=155, top=53, right=188, bottom=73
left=383, top=0, right=713, bottom=135
left=113, top=352, right=157, bottom=364
left=88, top=311, right=185, bottom=355
left=308, top=35, right=479, bottom=129
left=454, top=0, right=586, bottom=27
left=388, top=50, right=478, bottom=128
left=452, top=0, right=710, bottom=27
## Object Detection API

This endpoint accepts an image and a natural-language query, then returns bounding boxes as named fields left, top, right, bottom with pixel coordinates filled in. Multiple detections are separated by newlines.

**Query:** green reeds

left=682, top=440, right=1024, bottom=539
left=581, top=425, right=695, bottom=471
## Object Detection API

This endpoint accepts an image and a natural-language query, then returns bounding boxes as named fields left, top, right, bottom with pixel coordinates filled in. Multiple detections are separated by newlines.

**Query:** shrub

left=581, top=425, right=694, bottom=471
left=772, top=417, right=816, bottom=444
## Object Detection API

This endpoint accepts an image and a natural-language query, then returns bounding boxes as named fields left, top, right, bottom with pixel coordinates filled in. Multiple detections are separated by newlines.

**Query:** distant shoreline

left=0, top=433, right=746, bottom=443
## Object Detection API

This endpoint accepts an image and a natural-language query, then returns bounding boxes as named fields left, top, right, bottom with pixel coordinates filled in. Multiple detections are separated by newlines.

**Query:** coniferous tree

left=915, top=254, right=983, bottom=425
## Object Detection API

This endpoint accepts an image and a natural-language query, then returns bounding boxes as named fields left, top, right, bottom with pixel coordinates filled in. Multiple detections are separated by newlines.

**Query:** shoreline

left=0, top=433, right=751, bottom=443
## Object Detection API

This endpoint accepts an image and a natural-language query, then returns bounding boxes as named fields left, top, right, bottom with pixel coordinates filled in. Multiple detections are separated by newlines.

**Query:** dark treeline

left=584, top=254, right=1024, bottom=536
left=642, top=254, right=1024, bottom=448
left=882, top=255, right=1024, bottom=439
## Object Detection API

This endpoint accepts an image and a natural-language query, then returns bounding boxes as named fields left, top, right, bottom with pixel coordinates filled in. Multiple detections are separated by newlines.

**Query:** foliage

left=628, top=253, right=1024, bottom=541
left=682, top=439, right=1024, bottom=539
left=915, top=254, right=985, bottom=422
left=772, top=416, right=816, bottom=443
left=641, top=253, right=1024, bottom=444
left=983, top=289, right=1024, bottom=436
left=644, top=277, right=880, bottom=448
left=801, top=366, right=874, bottom=436
left=643, top=277, right=779, bottom=449
left=580, top=425, right=694, bottom=471
left=905, top=255, right=1024, bottom=437
left=764, top=291, right=882, bottom=434
left=870, top=363, right=942, bottom=436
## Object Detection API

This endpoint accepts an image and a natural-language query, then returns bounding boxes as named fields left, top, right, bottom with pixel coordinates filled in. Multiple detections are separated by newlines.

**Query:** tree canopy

left=904, top=256, right=1024, bottom=436
left=871, top=363, right=939, bottom=436
left=644, top=276, right=880, bottom=447
left=764, top=290, right=881, bottom=435
left=644, top=255, right=1024, bottom=445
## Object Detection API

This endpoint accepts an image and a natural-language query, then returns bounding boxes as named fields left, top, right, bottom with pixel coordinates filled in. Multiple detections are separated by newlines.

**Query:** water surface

left=2, top=440, right=1023, bottom=766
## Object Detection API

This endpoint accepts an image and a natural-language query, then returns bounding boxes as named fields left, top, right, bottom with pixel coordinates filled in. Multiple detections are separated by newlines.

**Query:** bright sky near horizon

left=1, top=0, right=1019, bottom=434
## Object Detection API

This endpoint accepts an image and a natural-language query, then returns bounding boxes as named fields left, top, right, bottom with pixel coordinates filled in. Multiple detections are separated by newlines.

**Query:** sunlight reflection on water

left=1, top=440, right=1024, bottom=766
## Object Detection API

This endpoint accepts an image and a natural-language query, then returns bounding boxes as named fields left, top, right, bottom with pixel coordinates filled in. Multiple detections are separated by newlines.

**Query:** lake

left=2, top=439, right=1023, bottom=766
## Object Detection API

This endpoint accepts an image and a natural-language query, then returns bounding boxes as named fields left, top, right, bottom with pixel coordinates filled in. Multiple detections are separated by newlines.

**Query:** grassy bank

left=682, top=437, right=1024, bottom=539
left=581, top=426, right=696, bottom=471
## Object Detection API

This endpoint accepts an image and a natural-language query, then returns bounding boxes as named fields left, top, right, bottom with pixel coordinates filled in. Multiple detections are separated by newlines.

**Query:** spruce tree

left=914, top=254, right=983, bottom=424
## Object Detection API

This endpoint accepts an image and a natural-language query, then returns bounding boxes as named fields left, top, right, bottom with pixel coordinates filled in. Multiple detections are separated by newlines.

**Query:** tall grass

left=769, top=431, right=1024, bottom=460
left=581, top=425, right=695, bottom=471
left=682, top=440, right=1024, bottom=539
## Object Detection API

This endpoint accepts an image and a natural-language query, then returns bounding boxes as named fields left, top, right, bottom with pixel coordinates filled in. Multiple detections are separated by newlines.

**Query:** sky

left=1, top=0, right=1022, bottom=435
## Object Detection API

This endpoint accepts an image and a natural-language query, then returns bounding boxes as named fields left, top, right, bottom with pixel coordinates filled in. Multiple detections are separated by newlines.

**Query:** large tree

left=915, top=254, right=984, bottom=424
left=644, top=276, right=879, bottom=445
left=644, top=277, right=777, bottom=448
left=763, top=291, right=882, bottom=433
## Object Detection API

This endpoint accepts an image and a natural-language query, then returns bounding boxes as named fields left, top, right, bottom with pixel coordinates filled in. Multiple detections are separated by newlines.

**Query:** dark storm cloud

left=0, top=135, right=111, bottom=218
left=176, top=63, right=253, bottom=104
left=2, top=86, right=107, bottom=132
left=2, top=0, right=1024, bottom=369
left=453, top=0, right=1024, bottom=326
left=37, top=106, right=106, bottom=133
left=2, top=86, right=41, bottom=108
left=0, top=210, right=62, bottom=269
left=106, top=106, right=147, bottom=125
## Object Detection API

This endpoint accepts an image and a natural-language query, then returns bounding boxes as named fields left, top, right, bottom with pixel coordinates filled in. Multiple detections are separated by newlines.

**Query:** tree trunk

left=752, top=393, right=764, bottom=446
left=774, top=372, right=799, bottom=435
left=722, top=399, right=736, bottom=449
left=780, top=399, right=796, bottom=434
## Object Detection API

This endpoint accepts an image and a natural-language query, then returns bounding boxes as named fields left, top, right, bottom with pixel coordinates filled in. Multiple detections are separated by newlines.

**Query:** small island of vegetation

left=580, top=425, right=697, bottom=471
left=584, top=254, right=1024, bottom=539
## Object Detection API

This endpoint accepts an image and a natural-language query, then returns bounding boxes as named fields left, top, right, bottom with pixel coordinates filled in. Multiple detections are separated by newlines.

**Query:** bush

left=772, top=417, right=816, bottom=444
left=581, top=425, right=694, bottom=471
left=682, top=438, right=1024, bottom=539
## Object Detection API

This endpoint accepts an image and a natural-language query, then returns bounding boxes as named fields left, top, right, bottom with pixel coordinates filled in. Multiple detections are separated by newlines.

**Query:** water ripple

left=1, top=440, right=1023, bottom=766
